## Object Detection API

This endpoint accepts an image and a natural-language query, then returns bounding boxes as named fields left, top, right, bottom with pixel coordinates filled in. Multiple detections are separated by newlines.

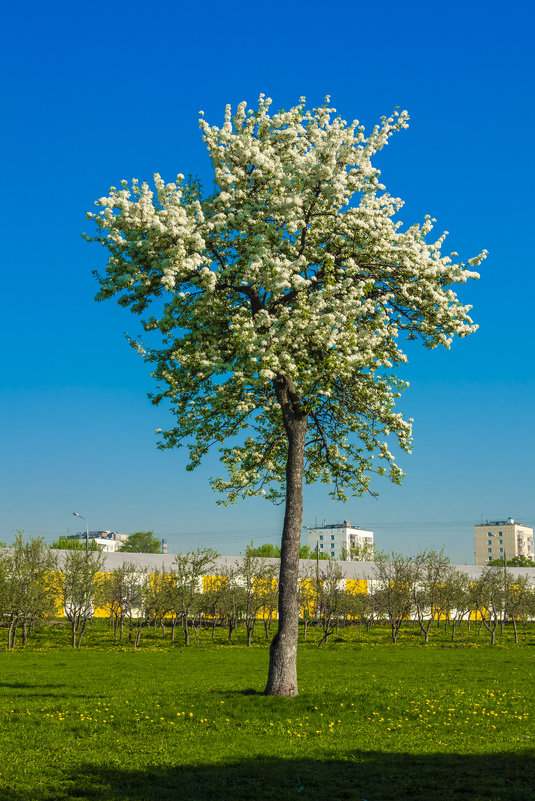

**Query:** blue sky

left=1, top=0, right=533, bottom=562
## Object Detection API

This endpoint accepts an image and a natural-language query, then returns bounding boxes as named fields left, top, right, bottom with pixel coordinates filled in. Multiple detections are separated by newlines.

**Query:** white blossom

left=86, top=95, right=485, bottom=503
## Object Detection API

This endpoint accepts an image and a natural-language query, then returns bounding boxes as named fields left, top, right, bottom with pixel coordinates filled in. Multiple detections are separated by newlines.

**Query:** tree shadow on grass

left=0, top=680, right=91, bottom=699
left=0, top=682, right=67, bottom=689
left=4, top=750, right=535, bottom=801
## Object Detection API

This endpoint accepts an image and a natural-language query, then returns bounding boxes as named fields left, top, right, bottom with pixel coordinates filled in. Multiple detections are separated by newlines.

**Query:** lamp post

left=73, top=512, right=89, bottom=553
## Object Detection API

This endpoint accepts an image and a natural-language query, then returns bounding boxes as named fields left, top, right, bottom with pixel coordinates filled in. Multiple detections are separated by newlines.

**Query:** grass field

left=0, top=623, right=534, bottom=800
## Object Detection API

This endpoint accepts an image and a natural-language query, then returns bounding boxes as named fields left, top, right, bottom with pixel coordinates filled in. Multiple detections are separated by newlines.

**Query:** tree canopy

left=246, top=542, right=329, bottom=560
left=119, top=531, right=162, bottom=554
left=87, top=95, right=485, bottom=695
left=489, top=556, right=535, bottom=568
left=50, top=536, right=101, bottom=551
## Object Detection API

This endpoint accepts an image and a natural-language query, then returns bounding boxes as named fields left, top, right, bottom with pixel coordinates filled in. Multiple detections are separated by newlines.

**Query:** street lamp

left=73, top=512, right=89, bottom=552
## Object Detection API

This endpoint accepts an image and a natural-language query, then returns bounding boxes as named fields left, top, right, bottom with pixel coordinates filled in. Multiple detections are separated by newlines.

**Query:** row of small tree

left=96, top=548, right=280, bottom=648
left=0, top=536, right=105, bottom=649
left=0, top=539, right=281, bottom=650
left=308, top=550, right=535, bottom=646
left=0, top=536, right=58, bottom=649
left=97, top=549, right=219, bottom=647
left=1, top=539, right=535, bottom=650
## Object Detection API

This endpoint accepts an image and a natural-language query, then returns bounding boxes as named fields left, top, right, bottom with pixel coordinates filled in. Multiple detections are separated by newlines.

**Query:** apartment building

left=306, top=520, right=374, bottom=560
left=69, top=530, right=129, bottom=553
left=474, top=518, right=534, bottom=565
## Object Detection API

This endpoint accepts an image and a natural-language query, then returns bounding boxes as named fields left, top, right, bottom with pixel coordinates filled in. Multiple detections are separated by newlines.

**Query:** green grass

left=0, top=623, right=534, bottom=800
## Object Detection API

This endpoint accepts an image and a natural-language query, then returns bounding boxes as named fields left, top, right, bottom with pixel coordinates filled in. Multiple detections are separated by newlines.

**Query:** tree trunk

left=7, top=618, right=16, bottom=651
left=77, top=618, right=87, bottom=648
left=318, top=626, right=332, bottom=647
left=512, top=617, right=518, bottom=644
left=265, top=379, right=307, bottom=697
left=391, top=621, right=397, bottom=644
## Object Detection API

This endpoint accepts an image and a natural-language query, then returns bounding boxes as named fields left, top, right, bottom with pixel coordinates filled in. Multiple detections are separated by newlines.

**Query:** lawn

left=0, top=624, right=534, bottom=800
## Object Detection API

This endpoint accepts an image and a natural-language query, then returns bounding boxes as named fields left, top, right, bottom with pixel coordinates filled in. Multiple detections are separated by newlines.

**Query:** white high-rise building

left=474, top=518, right=534, bottom=565
left=306, top=520, right=374, bottom=560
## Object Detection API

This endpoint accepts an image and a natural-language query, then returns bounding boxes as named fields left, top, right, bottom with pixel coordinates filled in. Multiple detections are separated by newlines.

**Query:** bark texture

left=265, top=377, right=307, bottom=697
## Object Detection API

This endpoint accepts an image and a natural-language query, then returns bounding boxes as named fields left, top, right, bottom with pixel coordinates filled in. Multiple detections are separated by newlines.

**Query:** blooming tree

left=87, top=96, right=486, bottom=696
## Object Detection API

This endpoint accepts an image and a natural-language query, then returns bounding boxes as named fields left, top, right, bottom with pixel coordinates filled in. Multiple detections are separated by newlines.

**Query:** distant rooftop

left=69, top=530, right=128, bottom=541
left=308, top=520, right=369, bottom=530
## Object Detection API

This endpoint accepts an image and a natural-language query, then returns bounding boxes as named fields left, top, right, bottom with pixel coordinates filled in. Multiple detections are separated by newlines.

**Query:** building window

left=319, top=535, right=323, bottom=540
left=319, top=544, right=323, bottom=549
left=499, top=548, right=503, bottom=553
left=488, top=556, right=492, bottom=561
left=488, top=548, right=492, bottom=553
left=488, top=540, right=492, bottom=545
